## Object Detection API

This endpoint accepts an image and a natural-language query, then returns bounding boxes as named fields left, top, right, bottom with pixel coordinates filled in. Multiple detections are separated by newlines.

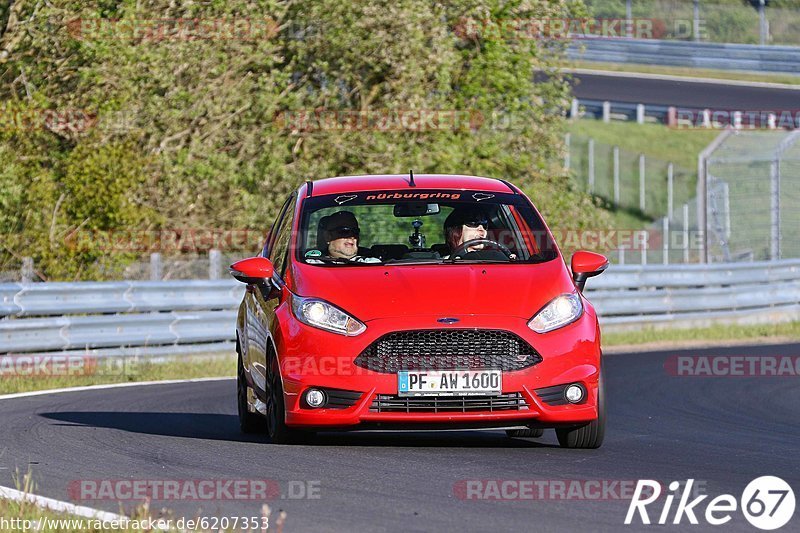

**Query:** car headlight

left=291, top=296, right=366, bottom=336
left=528, top=292, right=583, bottom=333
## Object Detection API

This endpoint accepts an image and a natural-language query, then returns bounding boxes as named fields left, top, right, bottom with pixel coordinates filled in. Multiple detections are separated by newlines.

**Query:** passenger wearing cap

left=309, top=211, right=380, bottom=263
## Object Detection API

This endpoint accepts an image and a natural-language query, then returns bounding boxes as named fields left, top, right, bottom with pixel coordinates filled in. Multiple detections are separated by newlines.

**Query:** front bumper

left=274, top=308, right=602, bottom=430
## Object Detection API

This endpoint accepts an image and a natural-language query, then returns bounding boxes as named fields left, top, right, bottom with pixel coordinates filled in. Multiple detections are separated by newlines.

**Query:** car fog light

left=305, top=388, right=326, bottom=408
left=565, top=384, right=585, bottom=404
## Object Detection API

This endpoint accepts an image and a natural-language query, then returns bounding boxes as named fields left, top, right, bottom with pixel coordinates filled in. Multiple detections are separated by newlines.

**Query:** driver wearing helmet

left=443, top=207, right=512, bottom=260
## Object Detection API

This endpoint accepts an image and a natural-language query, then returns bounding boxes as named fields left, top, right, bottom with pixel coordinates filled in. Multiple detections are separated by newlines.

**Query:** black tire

left=237, top=346, right=264, bottom=434
left=506, top=428, right=544, bottom=438
left=265, top=348, right=307, bottom=444
left=555, top=371, right=606, bottom=449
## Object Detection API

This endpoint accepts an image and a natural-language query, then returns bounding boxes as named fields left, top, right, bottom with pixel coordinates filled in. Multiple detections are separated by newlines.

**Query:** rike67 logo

left=626, top=477, right=795, bottom=530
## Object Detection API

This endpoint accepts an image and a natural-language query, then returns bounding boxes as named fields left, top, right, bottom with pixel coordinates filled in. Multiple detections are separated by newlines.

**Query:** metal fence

left=0, top=280, right=244, bottom=355
left=2, top=259, right=799, bottom=357
left=587, top=258, right=800, bottom=329
left=699, top=129, right=800, bottom=262
left=568, top=39, right=800, bottom=74
left=581, top=0, right=800, bottom=46
left=0, top=250, right=242, bottom=283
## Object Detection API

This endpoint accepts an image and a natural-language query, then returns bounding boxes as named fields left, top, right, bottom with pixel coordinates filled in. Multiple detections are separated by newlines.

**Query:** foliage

left=0, top=0, right=608, bottom=280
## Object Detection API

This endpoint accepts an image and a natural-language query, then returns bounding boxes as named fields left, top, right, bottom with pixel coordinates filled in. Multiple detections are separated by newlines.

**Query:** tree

left=0, top=0, right=607, bottom=280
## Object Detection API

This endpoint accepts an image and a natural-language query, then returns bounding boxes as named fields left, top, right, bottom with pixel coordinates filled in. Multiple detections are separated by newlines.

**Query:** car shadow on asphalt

left=38, top=411, right=559, bottom=448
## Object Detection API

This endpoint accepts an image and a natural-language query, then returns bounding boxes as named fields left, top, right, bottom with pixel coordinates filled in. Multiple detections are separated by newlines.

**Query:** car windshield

left=297, top=189, right=559, bottom=266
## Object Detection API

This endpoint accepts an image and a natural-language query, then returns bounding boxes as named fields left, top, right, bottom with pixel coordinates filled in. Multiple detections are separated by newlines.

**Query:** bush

left=0, top=0, right=608, bottom=280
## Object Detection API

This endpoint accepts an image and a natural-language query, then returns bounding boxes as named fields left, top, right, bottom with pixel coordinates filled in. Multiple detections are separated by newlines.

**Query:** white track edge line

left=0, top=376, right=234, bottom=401
left=0, top=484, right=126, bottom=523
left=563, top=67, right=800, bottom=90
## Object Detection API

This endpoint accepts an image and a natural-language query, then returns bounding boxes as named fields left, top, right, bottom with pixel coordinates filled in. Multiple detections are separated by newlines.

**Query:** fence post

left=626, top=0, right=633, bottom=37
left=662, top=217, right=669, bottom=265
left=602, top=101, right=611, bottom=123
left=570, top=98, right=579, bottom=119
left=588, top=138, right=595, bottom=194
left=150, top=253, right=162, bottom=281
left=636, top=103, right=645, bottom=124
left=683, top=203, right=690, bottom=263
left=667, top=163, right=674, bottom=220
left=21, top=257, right=34, bottom=283
left=770, top=159, right=780, bottom=260
left=618, top=247, right=625, bottom=265
left=640, top=230, right=648, bottom=265
left=639, top=154, right=646, bottom=212
left=564, top=133, right=571, bottom=171
left=613, top=146, right=620, bottom=207
left=209, top=249, right=222, bottom=280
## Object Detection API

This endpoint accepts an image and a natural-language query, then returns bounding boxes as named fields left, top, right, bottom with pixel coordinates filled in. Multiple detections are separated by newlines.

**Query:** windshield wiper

left=443, top=258, right=515, bottom=264
left=383, top=258, right=445, bottom=265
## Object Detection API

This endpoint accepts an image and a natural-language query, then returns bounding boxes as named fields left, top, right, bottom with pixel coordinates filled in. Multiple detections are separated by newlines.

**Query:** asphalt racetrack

left=570, top=72, right=800, bottom=110
left=2, top=343, right=799, bottom=532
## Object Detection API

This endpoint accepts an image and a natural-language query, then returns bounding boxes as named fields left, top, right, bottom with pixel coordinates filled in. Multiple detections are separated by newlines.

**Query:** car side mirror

left=571, top=251, right=609, bottom=292
left=230, top=256, right=274, bottom=285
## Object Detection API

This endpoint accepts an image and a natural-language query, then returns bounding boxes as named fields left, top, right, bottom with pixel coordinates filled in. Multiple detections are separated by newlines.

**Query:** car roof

left=306, top=174, right=516, bottom=197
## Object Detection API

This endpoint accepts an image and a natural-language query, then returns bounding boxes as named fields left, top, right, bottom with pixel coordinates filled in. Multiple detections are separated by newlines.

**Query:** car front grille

left=354, top=329, right=541, bottom=373
left=370, top=393, right=528, bottom=413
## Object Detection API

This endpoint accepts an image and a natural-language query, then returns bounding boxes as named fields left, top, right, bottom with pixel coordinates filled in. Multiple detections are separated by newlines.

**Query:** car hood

left=290, top=259, right=574, bottom=322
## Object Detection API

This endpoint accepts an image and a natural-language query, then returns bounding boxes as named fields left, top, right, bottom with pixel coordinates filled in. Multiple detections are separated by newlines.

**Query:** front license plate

left=397, top=370, right=502, bottom=396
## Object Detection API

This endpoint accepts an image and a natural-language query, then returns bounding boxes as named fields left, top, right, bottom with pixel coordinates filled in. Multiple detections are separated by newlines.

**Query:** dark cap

left=444, top=206, right=489, bottom=229
left=321, top=211, right=360, bottom=241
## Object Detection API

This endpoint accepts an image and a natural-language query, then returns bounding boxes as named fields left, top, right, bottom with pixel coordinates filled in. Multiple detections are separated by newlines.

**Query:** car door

left=244, top=193, right=296, bottom=397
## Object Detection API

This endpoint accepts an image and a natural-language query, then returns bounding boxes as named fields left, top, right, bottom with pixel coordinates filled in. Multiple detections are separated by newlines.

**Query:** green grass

left=567, top=119, right=719, bottom=171
left=566, top=60, right=800, bottom=86
left=0, top=354, right=235, bottom=395
left=566, top=119, right=717, bottom=223
left=603, top=320, right=800, bottom=347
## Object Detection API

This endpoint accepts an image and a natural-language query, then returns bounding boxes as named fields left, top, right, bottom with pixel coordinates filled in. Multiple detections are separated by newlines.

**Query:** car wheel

left=555, top=370, right=605, bottom=449
left=237, top=346, right=264, bottom=434
left=265, top=349, right=307, bottom=444
left=506, top=428, right=544, bottom=438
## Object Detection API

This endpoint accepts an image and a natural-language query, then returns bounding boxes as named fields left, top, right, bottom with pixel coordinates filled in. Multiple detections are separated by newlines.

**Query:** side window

left=269, top=195, right=297, bottom=277
left=263, top=195, right=293, bottom=257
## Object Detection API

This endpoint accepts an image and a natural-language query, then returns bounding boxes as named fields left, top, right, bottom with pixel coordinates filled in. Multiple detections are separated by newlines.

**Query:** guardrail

left=1, top=280, right=244, bottom=356
left=586, top=258, right=800, bottom=329
left=568, top=39, right=800, bottom=75
left=1, top=259, right=799, bottom=356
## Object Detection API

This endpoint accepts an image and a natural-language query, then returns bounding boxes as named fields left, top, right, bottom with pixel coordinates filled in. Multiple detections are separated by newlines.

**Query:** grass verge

left=566, top=119, right=719, bottom=171
left=0, top=354, right=235, bottom=395
left=603, top=321, right=800, bottom=350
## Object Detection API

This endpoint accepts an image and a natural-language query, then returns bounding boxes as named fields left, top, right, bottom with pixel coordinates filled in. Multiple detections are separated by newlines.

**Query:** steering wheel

left=450, top=238, right=514, bottom=260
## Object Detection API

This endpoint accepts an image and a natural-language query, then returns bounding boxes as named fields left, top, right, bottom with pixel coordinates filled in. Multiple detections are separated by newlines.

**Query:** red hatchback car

left=231, top=174, right=609, bottom=448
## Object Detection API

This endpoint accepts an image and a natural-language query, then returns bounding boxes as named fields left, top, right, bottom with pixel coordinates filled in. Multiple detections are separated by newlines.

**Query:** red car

left=231, top=174, right=609, bottom=448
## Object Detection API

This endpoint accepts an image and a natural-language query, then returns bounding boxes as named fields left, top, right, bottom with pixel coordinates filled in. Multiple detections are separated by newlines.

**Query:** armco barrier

left=1, top=260, right=799, bottom=356
left=585, top=259, right=800, bottom=330
left=0, top=280, right=244, bottom=356
left=568, top=39, right=800, bottom=75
